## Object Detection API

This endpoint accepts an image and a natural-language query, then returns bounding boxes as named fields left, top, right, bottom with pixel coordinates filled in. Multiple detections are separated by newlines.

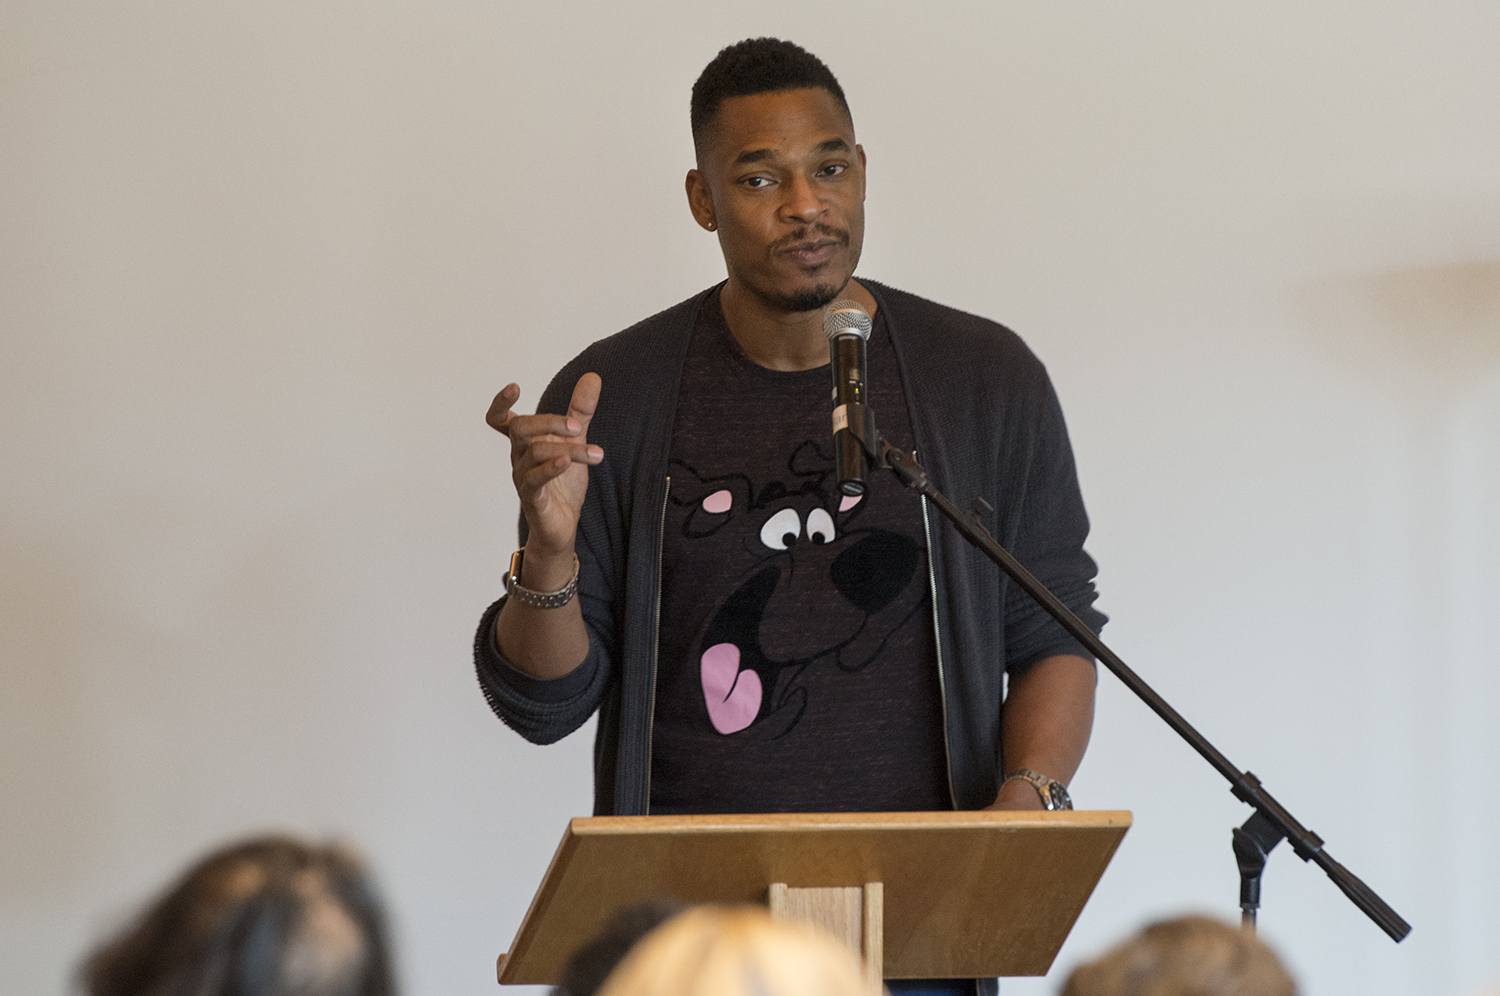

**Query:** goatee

left=768, top=283, right=845, bottom=313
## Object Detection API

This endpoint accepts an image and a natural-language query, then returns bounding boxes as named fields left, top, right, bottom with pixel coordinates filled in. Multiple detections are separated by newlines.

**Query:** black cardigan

left=475, top=280, right=1105, bottom=818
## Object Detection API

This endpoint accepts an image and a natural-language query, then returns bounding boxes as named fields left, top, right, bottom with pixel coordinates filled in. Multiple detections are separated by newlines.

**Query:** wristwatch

left=1003, top=769, right=1073, bottom=811
left=504, top=550, right=580, bottom=610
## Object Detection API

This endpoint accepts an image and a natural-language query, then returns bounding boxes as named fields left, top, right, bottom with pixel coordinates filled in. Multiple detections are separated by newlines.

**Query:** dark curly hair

left=690, top=38, right=851, bottom=155
left=78, top=835, right=397, bottom=996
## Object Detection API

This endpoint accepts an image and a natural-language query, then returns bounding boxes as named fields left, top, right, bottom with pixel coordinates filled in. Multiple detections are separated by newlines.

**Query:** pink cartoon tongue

left=700, top=643, right=761, bottom=734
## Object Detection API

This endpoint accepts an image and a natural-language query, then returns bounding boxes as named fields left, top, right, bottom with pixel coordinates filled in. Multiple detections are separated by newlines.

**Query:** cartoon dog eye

left=806, top=508, right=836, bottom=544
left=760, top=508, right=802, bottom=550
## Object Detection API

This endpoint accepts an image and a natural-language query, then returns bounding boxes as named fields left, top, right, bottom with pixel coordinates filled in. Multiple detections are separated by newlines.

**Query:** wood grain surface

left=497, top=810, right=1130, bottom=984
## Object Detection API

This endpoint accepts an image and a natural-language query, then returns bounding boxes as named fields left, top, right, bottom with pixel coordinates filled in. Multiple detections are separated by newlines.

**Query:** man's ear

left=685, top=169, right=717, bottom=232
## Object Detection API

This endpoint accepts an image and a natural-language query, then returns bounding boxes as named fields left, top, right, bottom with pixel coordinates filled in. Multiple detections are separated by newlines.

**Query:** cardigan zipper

left=921, top=493, right=960, bottom=810
left=642, top=475, right=670, bottom=814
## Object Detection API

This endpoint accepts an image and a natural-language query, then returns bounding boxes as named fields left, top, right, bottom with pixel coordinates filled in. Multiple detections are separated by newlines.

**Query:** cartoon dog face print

left=669, top=441, right=928, bottom=739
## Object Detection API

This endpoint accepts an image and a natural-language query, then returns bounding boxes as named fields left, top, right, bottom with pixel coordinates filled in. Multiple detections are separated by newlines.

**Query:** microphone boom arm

left=854, top=424, right=1410, bottom=942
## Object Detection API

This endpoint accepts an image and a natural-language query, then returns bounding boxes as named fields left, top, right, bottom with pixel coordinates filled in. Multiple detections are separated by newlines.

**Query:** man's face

left=690, top=88, right=866, bottom=313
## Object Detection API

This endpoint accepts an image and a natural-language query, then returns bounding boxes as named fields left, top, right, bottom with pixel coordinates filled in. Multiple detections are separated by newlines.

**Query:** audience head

left=553, top=898, right=686, bottom=996
left=595, top=905, right=870, bottom=996
left=1061, top=914, right=1296, bottom=996
left=79, top=835, right=396, bottom=996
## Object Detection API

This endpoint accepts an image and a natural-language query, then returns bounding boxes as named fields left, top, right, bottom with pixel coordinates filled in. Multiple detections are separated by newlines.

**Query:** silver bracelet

left=504, top=550, right=579, bottom=610
left=1002, top=769, right=1073, bottom=811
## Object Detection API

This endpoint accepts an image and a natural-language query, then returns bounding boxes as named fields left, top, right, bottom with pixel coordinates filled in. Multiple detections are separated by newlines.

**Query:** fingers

left=517, top=453, right=576, bottom=495
left=566, top=373, right=602, bottom=432
left=506, top=413, right=585, bottom=447
left=515, top=444, right=601, bottom=494
left=486, top=383, right=521, bottom=433
left=512, top=437, right=602, bottom=488
left=489, top=374, right=603, bottom=443
left=488, top=383, right=584, bottom=446
left=493, top=374, right=604, bottom=537
left=520, top=439, right=603, bottom=469
left=491, top=374, right=605, bottom=485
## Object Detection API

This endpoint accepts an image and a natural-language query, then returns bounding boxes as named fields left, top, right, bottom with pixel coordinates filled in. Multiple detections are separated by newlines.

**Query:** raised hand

left=487, top=373, right=603, bottom=581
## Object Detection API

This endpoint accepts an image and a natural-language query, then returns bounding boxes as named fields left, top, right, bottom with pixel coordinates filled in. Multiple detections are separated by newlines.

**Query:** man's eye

left=820, top=163, right=847, bottom=177
left=744, top=176, right=772, bottom=189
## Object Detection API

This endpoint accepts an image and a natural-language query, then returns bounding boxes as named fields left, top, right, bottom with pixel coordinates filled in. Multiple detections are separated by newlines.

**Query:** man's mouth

left=782, top=240, right=839, bottom=265
left=771, top=227, right=849, bottom=268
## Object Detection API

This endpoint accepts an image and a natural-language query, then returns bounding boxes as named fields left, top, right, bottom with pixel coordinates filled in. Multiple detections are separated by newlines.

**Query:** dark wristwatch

left=1003, top=769, right=1073, bottom=811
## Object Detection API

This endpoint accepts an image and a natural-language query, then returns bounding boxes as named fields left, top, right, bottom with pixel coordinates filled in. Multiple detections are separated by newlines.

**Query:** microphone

left=823, top=299, right=876, bottom=497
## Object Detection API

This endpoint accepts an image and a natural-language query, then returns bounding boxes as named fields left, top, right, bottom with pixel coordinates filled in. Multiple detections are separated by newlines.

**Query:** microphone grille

left=823, top=299, right=872, bottom=340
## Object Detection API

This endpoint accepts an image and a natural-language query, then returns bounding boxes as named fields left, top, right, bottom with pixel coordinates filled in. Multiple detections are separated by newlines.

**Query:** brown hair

left=1061, top=914, right=1296, bottom=996
left=78, top=835, right=396, bottom=996
left=595, top=905, right=871, bottom=996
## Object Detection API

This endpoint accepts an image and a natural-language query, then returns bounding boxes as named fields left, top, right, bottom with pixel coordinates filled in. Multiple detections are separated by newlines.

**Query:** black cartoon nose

left=830, top=530, right=921, bottom=615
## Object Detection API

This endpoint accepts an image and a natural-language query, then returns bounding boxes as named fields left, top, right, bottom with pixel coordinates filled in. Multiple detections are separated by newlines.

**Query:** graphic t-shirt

left=648, top=289, right=951, bottom=814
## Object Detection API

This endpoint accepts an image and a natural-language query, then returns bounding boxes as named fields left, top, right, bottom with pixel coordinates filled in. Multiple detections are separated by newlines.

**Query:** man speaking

left=476, top=39, right=1104, bottom=829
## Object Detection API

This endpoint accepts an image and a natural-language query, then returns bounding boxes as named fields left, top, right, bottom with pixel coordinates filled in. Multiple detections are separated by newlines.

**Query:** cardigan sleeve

left=473, top=595, right=610, bottom=743
left=1000, top=374, right=1107, bottom=674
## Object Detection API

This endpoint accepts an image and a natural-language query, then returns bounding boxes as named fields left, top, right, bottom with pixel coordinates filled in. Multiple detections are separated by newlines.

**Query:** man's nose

left=781, top=174, right=823, bottom=223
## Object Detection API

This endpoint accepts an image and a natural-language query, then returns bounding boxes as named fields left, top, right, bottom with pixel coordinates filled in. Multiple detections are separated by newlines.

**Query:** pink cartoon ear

left=702, top=489, right=733, bottom=514
left=839, top=494, right=862, bottom=512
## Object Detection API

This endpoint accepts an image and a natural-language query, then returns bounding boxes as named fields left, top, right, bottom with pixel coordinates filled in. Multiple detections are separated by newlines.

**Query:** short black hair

left=690, top=38, right=851, bottom=152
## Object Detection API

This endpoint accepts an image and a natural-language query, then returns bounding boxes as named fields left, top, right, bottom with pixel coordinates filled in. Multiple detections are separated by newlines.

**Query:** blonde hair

left=595, top=905, right=872, bottom=996
left=1061, top=914, right=1296, bottom=996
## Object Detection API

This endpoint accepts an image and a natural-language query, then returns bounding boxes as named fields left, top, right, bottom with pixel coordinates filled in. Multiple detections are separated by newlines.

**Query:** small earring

left=707, top=221, right=716, bottom=231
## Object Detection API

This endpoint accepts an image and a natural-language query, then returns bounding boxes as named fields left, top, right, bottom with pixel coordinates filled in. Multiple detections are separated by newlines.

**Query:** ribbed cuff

left=475, top=595, right=599, bottom=704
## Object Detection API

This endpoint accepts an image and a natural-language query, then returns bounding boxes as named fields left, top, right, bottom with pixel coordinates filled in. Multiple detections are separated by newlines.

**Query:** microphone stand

left=843, top=412, right=1410, bottom=942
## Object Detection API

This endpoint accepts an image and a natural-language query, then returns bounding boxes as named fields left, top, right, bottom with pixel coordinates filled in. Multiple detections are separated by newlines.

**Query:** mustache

left=768, top=225, right=851, bottom=256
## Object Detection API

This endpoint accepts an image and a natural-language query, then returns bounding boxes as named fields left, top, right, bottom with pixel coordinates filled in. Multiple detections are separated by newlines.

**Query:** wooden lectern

left=497, top=810, right=1129, bottom=985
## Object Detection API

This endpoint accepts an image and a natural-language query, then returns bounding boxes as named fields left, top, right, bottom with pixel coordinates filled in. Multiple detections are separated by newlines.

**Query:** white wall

left=3, top=2, right=1498, bottom=994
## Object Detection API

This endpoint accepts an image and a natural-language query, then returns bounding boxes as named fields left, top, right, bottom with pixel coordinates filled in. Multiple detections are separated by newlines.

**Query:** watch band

left=1003, top=769, right=1073, bottom=811
left=504, top=550, right=580, bottom=609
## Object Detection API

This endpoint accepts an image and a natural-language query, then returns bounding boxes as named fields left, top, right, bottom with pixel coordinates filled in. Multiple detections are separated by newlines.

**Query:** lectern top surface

left=499, top=810, right=1131, bottom=984
left=572, top=810, right=1130, bottom=833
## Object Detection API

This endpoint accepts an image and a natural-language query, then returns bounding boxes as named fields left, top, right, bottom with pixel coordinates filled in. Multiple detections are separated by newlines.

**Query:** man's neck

left=720, top=277, right=879, bottom=372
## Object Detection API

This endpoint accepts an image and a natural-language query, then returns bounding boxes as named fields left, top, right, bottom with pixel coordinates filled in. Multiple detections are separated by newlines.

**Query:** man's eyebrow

left=731, top=138, right=852, bottom=168
left=733, top=148, right=777, bottom=167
